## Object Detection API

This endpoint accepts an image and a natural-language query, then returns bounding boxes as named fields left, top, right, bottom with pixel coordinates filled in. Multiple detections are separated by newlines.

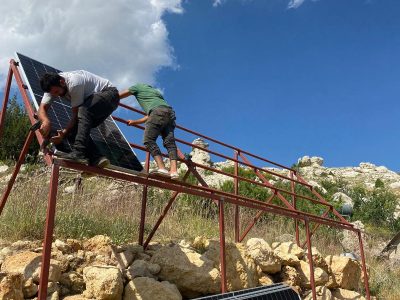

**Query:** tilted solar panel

left=193, top=283, right=301, bottom=300
left=15, top=52, right=143, bottom=172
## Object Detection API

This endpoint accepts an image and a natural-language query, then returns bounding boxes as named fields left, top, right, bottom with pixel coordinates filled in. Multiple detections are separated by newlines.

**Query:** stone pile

left=0, top=235, right=367, bottom=300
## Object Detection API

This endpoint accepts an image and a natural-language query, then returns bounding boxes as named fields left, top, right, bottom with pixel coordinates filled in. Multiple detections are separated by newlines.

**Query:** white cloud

left=0, top=0, right=183, bottom=90
left=213, top=0, right=226, bottom=6
left=288, top=0, right=306, bottom=9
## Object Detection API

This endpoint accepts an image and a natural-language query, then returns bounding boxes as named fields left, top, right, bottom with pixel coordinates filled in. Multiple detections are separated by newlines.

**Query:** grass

left=1, top=167, right=400, bottom=299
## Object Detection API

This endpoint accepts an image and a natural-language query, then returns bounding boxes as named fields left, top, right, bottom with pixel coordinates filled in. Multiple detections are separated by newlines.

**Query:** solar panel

left=193, top=284, right=301, bottom=300
left=14, top=52, right=143, bottom=172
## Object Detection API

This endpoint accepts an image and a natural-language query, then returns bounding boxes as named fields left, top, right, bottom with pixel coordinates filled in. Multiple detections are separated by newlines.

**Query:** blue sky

left=155, top=0, right=400, bottom=169
left=1, top=0, right=400, bottom=170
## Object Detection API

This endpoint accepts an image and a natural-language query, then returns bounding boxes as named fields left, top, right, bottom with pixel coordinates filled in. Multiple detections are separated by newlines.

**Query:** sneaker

left=150, top=168, right=171, bottom=177
left=57, top=151, right=89, bottom=165
left=170, top=172, right=179, bottom=180
left=93, top=157, right=110, bottom=168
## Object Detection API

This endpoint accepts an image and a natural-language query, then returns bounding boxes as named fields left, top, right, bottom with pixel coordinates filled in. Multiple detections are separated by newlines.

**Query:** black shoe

left=57, top=151, right=89, bottom=165
left=93, top=156, right=110, bottom=168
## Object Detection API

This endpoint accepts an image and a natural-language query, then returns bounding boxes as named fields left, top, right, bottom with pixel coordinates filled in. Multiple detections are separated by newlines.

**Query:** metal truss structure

left=0, top=59, right=371, bottom=300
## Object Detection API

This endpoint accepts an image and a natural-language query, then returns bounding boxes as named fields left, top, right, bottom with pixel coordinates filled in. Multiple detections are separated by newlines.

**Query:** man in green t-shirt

left=119, top=84, right=178, bottom=179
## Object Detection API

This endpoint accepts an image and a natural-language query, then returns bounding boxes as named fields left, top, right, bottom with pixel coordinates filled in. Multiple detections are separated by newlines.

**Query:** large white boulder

left=325, top=255, right=361, bottom=290
left=150, top=244, right=220, bottom=298
left=0, top=272, right=24, bottom=300
left=123, top=277, right=182, bottom=300
left=246, top=238, right=282, bottom=274
left=83, top=266, right=123, bottom=300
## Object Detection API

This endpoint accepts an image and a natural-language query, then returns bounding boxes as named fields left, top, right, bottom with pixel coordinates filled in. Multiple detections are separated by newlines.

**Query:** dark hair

left=40, top=72, right=63, bottom=92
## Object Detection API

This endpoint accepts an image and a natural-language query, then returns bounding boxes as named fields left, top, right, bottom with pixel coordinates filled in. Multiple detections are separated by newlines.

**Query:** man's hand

left=50, top=129, right=66, bottom=145
left=39, top=120, right=51, bottom=137
left=127, top=116, right=149, bottom=126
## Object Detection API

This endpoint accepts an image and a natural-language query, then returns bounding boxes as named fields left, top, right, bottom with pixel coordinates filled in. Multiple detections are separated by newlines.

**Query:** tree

left=0, top=96, right=39, bottom=161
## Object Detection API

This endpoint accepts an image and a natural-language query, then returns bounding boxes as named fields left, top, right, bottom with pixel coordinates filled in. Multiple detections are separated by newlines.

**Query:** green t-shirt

left=128, top=84, right=170, bottom=114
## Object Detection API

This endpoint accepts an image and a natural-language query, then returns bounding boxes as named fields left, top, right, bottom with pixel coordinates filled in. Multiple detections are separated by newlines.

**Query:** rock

left=191, top=236, right=210, bottom=253
left=203, top=241, right=260, bottom=292
left=297, top=260, right=328, bottom=288
left=332, top=192, right=353, bottom=206
left=123, top=277, right=182, bottom=300
left=279, top=266, right=301, bottom=294
left=190, top=138, right=211, bottom=167
left=325, top=255, right=361, bottom=290
left=340, top=221, right=365, bottom=253
left=23, top=278, right=38, bottom=298
left=298, top=156, right=312, bottom=167
left=66, top=239, right=82, bottom=252
left=0, top=165, right=9, bottom=174
left=64, top=186, right=76, bottom=194
left=246, top=238, right=282, bottom=274
left=54, top=239, right=71, bottom=253
left=258, top=273, right=274, bottom=286
left=298, top=156, right=323, bottom=167
left=273, top=242, right=305, bottom=259
left=389, top=181, right=400, bottom=189
left=305, top=247, right=329, bottom=271
left=0, top=272, right=24, bottom=300
left=82, top=235, right=113, bottom=256
left=63, top=295, right=86, bottom=300
left=83, top=265, right=123, bottom=300
left=47, top=281, right=60, bottom=295
left=331, top=288, right=366, bottom=300
left=1, top=251, right=61, bottom=283
left=359, top=162, right=376, bottom=169
left=126, top=259, right=160, bottom=280
left=111, top=250, right=134, bottom=269
left=59, top=272, right=85, bottom=294
left=150, top=244, right=220, bottom=298
left=303, top=286, right=333, bottom=300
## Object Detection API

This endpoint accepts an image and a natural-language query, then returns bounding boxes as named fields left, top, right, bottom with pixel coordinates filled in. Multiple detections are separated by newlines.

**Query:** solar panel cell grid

left=15, top=52, right=143, bottom=172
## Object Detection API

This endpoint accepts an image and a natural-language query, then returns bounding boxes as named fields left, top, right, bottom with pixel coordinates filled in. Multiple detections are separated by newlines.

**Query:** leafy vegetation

left=0, top=96, right=39, bottom=162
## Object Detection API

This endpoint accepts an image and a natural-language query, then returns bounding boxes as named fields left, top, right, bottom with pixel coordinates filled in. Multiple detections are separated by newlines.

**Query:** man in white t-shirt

left=38, top=71, right=120, bottom=167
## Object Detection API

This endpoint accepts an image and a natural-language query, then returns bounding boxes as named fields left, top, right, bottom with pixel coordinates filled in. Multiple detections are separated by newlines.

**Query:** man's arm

left=119, top=89, right=132, bottom=99
left=38, top=102, right=52, bottom=137
left=50, top=107, right=78, bottom=144
left=127, top=115, right=149, bottom=126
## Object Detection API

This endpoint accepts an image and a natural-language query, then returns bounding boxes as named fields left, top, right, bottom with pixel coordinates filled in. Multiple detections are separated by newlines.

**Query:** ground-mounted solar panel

left=14, top=52, right=143, bottom=172
left=193, top=283, right=301, bottom=300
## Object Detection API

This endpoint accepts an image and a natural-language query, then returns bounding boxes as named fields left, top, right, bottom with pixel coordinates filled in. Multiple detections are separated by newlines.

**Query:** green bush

left=0, top=96, right=39, bottom=162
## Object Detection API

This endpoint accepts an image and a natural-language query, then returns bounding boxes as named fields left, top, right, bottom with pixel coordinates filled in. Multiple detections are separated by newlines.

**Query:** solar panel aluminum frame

left=14, top=52, right=143, bottom=174
left=193, top=284, right=301, bottom=300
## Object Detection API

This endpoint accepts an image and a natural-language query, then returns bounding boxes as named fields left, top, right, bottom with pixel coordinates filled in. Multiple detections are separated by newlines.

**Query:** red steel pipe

left=358, top=230, right=371, bottom=300
left=143, top=171, right=191, bottom=249
left=139, top=152, right=150, bottom=245
left=305, top=219, right=317, bottom=300
left=234, top=150, right=240, bottom=243
left=0, top=130, right=34, bottom=215
left=0, top=63, right=13, bottom=139
left=219, top=198, right=227, bottom=293
left=37, top=164, right=60, bottom=300
left=291, top=171, right=300, bottom=246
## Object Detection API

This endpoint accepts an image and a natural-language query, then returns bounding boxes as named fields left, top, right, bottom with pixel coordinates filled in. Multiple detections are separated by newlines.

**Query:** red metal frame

left=0, top=59, right=371, bottom=300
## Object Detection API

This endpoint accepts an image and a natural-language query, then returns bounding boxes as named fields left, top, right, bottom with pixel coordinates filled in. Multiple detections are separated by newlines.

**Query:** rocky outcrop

left=82, top=266, right=123, bottom=300
left=0, top=272, right=24, bottom=300
left=123, top=277, right=182, bottom=300
left=331, top=288, right=366, bottom=300
left=325, top=255, right=361, bottom=290
left=246, top=238, right=282, bottom=274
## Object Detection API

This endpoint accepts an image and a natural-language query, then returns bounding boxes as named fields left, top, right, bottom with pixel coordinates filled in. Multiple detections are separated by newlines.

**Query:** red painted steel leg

left=234, top=151, right=239, bottom=242
left=0, top=130, right=34, bottom=215
left=0, top=64, right=13, bottom=139
left=239, top=194, right=275, bottom=242
left=291, top=171, right=300, bottom=246
left=139, top=152, right=150, bottom=245
left=305, top=219, right=317, bottom=300
left=38, top=164, right=59, bottom=300
left=143, top=171, right=191, bottom=249
left=358, top=230, right=371, bottom=300
left=219, top=198, right=227, bottom=293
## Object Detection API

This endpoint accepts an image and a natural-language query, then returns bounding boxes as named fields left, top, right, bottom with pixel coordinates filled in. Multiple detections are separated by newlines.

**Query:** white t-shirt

left=41, top=70, right=113, bottom=107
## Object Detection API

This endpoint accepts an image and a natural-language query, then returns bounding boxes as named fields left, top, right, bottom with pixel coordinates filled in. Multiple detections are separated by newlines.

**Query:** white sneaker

left=150, top=168, right=171, bottom=177
left=170, top=172, right=179, bottom=180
